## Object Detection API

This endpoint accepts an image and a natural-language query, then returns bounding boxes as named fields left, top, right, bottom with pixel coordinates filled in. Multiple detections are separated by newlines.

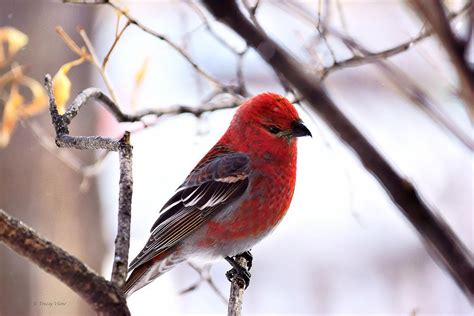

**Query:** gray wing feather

left=129, top=152, right=249, bottom=271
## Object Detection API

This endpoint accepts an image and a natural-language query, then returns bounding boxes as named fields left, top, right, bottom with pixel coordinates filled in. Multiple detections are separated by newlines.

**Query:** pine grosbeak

left=123, top=92, right=311, bottom=296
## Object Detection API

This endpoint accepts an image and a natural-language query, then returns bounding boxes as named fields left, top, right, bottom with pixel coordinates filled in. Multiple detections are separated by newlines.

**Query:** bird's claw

left=239, top=251, right=253, bottom=270
left=225, top=251, right=253, bottom=289
left=226, top=266, right=251, bottom=289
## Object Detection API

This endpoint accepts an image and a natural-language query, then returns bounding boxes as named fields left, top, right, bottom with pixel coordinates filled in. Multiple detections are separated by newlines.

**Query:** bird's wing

left=129, top=152, right=250, bottom=271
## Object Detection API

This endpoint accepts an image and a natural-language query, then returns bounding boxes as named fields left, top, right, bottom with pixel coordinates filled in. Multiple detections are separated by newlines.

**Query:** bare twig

left=203, top=0, right=474, bottom=301
left=78, top=28, right=122, bottom=108
left=325, top=27, right=474, bottom=152
left=132, top=97, right=242, bottom=119
left=227, top=254, right=250, bottom=316
left=45, top=74, right=133, bottom=289
left=111, top=132, right=133, bottom=287
left=63, top=0, right=247, bottom=105
left=0, top=209, right=130, bottom=316
left=185, top=1, right=244, bottom=56
left=320, top=28, right=429, bottom=78
left=180, top=263, right=228, bottom=304
left=276, top=1, right=471, bottom=78
left=103, top=21, right=130, bottom=69
left=55, top=26, right=88, bottom=58
left=63, top=86, right=242, bottom=125
left=106, top=0, right=222, bottom=87
left=409, top=0, right=474, bottom=119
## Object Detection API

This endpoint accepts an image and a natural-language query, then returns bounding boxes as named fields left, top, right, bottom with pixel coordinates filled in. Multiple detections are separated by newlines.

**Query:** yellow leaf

left=52, top=69, right=71, bottom=115
left=0, top=27, right=28, bottom=60
left=0, top=84, right=23, bottom=148
left=134, top=57, right=149, bottom=86
left=131, top=57, right=149, bottom=110
left=52, top=57, right=85, bottom=114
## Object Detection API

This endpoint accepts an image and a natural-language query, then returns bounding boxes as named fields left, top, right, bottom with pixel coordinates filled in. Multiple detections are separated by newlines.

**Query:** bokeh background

left=0, top=0, right=472, bottom=315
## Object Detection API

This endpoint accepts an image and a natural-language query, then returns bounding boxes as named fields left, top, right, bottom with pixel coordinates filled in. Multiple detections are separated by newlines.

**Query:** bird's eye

left=267, top=125, right=281, bottom=134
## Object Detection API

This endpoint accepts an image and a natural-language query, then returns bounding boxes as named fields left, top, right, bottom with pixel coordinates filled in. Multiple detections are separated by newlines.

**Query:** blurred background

left=0, top=0, right=472, bottom=315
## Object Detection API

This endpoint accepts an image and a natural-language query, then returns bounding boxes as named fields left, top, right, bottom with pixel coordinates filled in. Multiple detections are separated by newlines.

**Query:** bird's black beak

left=291, top=120, right=312, bottom=138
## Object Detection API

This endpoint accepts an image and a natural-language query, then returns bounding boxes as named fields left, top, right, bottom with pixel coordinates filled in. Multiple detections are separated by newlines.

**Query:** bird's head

left=233, top=92, right=312, bottom=143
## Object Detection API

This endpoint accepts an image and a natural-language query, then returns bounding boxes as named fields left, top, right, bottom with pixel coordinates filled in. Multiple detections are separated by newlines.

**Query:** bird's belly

left=185, top=230, right=268, bottom=261
left=184, top=174, right=295, bottom=259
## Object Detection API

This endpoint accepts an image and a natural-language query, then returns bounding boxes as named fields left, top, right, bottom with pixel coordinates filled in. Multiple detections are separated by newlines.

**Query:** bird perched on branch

left=123, top=92, right=311, bottom=296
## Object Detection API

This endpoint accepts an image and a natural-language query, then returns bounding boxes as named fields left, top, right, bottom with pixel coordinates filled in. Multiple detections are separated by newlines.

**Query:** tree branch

left=276, top=1, right=470, bottom=79
left=323, top=26, right=474, bottom=152
left=202, top=0, right=474, bottom=301
left=409, top=0, right=474, bottom=119
left=227, top=254, right=250, bottom=316
left=60, top=86, right=242, bottom=128
left=325, top=2, right=472, bottom=77
left=0, top=209, right=130, bottom=316
left=111, top=132, right=133, bottom=287
left=45, top=74, right=134, bottom=288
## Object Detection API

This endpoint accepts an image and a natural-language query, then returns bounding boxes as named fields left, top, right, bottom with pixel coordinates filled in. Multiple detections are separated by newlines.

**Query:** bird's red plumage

left=197, top=93, right=299, bottom=243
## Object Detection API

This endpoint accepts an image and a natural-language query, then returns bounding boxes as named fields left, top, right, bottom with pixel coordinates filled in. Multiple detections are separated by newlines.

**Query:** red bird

left=123, top=92, right=311, bottom=296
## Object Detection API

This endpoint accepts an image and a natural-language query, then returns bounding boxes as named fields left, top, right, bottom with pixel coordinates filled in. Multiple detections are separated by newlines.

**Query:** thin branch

left=203, top=0, right=474, bottom=301
left=276, top=1, right=471, bottom=78
left=111, top=132, right=133, bottom=287
left=185, top=1, right=244, bottom=56
left=409, top=0, right=474, bottom=119
left=78, top=28, right=122, bottom=108
left=63, top=86, right=242, bottom=125
left=180, top=263, right=228, bottom=304
left=103, top=21, right=130, bottom=69
left=55, top=26, right=88, bottom=58
left=132, top=97, right=242, bottom=119
left=284, top=1, right=473, bottom=150
left=106, top=0, right=222, bottom=87
left=227, top=254, right=250, bottom=316
left=325, top=27, right=474, bottom=152
left=63, top=0, right=247, bottom=103
left=321, top=28, right=429, bottom=78
left=0, top=209, right=130, bottom=316
left=323, top=3, right=471, bottom=76
left=45, top=74, right=133, bottom=289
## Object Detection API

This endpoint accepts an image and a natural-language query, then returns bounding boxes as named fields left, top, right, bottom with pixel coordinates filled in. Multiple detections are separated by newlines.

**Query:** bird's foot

left=225, top=251, right=253, bottom=289
left=239, top=250, right=253, bottom=270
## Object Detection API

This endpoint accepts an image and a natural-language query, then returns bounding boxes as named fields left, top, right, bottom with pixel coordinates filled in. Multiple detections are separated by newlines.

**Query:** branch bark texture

left=0, top=209, right=130, bottom=316
left=227, top=254, right=250, bottom=316
left=202, top=0, right=474, bottom=300
left=111, top=132, right=133, bottom=287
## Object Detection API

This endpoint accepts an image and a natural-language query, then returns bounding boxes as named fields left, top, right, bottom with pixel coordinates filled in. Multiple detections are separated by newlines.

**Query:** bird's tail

left=122, top=251, right=186, bottom=297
